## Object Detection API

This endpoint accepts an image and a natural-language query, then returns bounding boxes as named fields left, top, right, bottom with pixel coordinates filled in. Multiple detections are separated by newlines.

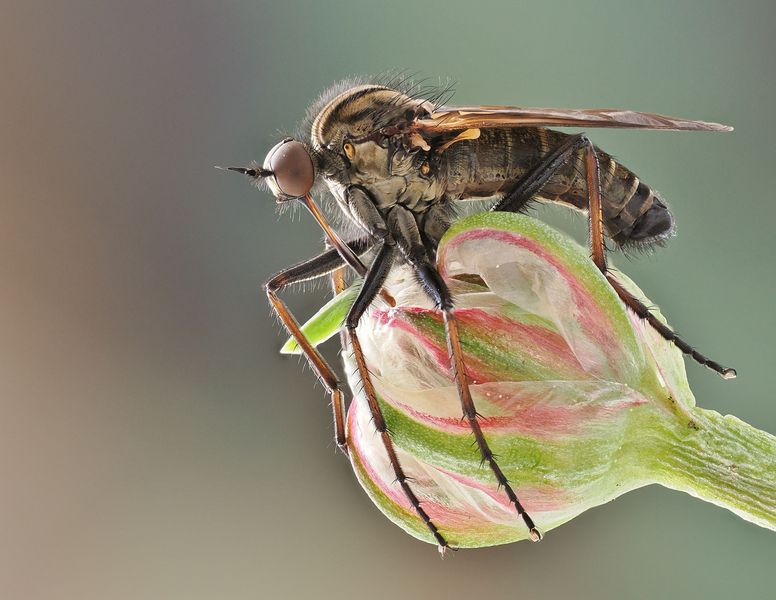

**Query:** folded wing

left=414, top=105, right=732, bottom=132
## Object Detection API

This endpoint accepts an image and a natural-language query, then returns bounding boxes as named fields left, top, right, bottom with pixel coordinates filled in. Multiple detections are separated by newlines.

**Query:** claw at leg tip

left=529, top=528, right=542, bottom=542
left=721, top=368, right=737, bottom=380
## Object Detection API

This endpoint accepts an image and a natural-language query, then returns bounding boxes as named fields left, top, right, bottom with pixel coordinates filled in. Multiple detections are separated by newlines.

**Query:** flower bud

left=286, top=212, right=776, bottom=548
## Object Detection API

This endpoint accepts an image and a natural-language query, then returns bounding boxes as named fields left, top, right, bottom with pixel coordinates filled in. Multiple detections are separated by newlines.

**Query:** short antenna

left=215, top=165, right=274, bottom=178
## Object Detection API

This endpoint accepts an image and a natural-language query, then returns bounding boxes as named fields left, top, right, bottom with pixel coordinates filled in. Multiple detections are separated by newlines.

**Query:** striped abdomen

left=441, top=127, right=674, bottom=247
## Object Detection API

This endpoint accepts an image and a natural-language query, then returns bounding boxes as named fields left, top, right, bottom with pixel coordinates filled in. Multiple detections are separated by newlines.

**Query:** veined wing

left=415, top=105, right=733, bottom=132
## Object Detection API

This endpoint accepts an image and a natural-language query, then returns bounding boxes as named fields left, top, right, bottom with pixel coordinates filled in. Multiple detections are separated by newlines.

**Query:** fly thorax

left=347, top=140, right=392, bottom=184
left=308, top=83, right=441, bottom=211
left=365, top=167, right=444, bottom=213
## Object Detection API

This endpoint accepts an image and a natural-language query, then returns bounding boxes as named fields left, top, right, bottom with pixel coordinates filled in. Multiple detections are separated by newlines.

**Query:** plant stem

left=651, top=407, right=776, bottom=530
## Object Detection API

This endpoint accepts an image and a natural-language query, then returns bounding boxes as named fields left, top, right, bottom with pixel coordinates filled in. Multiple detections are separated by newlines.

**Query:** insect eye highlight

left=343, top=142, right=355, bottom=160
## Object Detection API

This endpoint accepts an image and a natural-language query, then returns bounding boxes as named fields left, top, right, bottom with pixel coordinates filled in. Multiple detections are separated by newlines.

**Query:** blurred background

left=1, top=1, right=774, bottom=598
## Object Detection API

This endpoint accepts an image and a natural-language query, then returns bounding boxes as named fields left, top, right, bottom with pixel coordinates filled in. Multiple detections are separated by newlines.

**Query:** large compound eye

left=262, top=139, right=315, bottom=198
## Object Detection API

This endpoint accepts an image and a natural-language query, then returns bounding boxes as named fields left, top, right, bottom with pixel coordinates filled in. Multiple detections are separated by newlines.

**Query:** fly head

left=220, top=138, right=316, bottom=203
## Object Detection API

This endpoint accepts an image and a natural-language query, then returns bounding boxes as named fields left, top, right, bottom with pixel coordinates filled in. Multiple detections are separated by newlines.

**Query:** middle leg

left=345, top=239, right=452, bottom=551
left=344, top=187, right=452, bottom=550
left=388, top=206, right=542, bottom=542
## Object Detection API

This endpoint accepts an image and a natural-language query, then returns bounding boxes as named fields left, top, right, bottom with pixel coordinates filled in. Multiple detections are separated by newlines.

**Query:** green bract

left=286, top=212, right=776, bottom=548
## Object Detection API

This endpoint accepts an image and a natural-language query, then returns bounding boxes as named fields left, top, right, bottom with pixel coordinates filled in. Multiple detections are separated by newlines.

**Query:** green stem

left=650, top=407, right=776, bottom=531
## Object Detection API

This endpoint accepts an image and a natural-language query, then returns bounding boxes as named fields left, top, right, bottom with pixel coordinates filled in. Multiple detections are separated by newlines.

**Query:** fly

left=221, top=76, right=735, bottom=552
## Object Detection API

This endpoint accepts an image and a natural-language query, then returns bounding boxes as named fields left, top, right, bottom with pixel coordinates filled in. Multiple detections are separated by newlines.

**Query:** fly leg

left=605, top=273, right=736, bottom=377
left=345, top=190, right=452, bottom=551
left=582, top=143, right=737, bottom=378
left=327, top=253, right=351, bottom=374
left=388, top=206, right=542, bottom=542
left=326, top=244, right=355, bottom=421
left=266, top=239, right=373, bottom=452
left=491, top=134, right=736, bottom=379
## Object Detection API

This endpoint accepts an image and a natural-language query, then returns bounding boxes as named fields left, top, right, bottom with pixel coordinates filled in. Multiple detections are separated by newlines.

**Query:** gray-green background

left=2, top=1, right=774, bottom=598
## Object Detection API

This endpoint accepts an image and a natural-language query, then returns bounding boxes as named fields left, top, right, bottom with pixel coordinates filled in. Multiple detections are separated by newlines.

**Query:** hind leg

left=491, top=134, right=736, bottom=379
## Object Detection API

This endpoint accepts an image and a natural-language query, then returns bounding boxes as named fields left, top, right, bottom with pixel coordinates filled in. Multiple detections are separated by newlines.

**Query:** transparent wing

left=414, top=105, right=733, bottom=132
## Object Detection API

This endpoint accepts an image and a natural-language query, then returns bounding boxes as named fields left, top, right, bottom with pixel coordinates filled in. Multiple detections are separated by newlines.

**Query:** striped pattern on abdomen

left=443, top=127, right=675, bottom=247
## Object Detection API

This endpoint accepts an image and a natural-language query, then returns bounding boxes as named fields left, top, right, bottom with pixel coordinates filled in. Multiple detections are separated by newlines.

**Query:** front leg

left=266, top=239, right=373, bottom=451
